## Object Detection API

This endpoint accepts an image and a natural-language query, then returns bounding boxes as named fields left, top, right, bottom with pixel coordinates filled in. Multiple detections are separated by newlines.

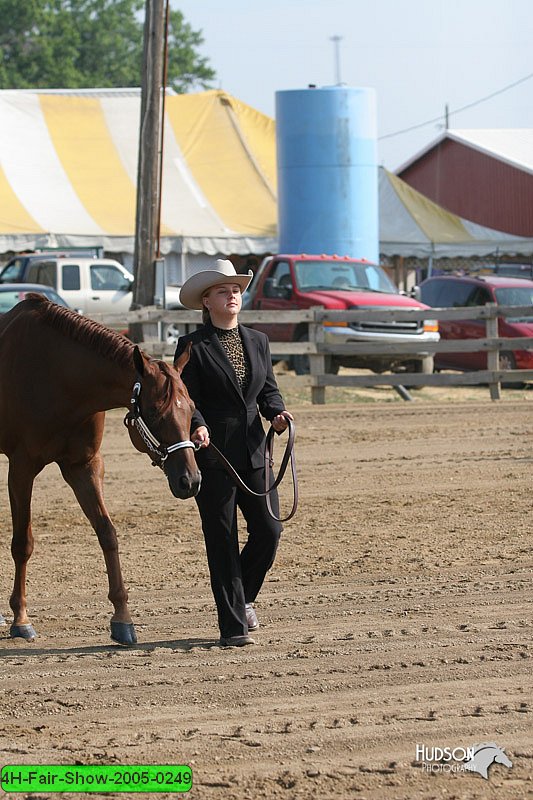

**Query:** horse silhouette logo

left=464, top=743, right=512, bottom=779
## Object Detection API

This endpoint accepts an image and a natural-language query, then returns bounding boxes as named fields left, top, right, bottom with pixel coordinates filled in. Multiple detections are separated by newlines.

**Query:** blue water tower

left=276, top=86, right=378, bottom=263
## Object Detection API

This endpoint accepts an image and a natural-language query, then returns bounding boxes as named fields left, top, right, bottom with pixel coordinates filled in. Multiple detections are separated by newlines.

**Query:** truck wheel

left=162, top=322, right=195, bottom=346
left=500, top=350, right=516, bottom=371
left=292, top=333, right=309, bottom=375
left=500, top=351, right=523, bottom=388
left=163, top=323, right=180, bottom=345
left=292, top=333, right=338, bottom=375
left=414, top=355, right=434, bottom=374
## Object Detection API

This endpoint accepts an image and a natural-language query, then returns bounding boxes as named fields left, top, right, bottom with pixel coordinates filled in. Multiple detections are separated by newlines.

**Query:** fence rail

left=91, top=304, right=533, bottom=404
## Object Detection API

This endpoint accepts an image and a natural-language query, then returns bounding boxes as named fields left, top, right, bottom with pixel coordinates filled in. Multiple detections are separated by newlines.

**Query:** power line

left=379, top=71, right=533, bottom=141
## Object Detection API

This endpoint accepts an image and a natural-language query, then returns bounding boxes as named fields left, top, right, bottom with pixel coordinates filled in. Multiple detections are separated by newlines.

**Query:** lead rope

left=206, top=419, right=298, bottom=523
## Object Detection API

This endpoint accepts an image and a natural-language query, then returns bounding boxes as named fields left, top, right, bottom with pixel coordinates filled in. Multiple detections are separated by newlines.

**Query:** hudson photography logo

left=416, top=742, right=513, bottom=779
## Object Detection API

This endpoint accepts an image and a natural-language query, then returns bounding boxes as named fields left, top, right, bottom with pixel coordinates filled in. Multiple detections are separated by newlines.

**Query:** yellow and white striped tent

left=0, top=88, right=278, bottom=269
left=1, top=87, right=532, bottom=282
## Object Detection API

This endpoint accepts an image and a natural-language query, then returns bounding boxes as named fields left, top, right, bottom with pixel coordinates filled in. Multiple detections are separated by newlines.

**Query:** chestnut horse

left=0, top=294, right=201, bottom=645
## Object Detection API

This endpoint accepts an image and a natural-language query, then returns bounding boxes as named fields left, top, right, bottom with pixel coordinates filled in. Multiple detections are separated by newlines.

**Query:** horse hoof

left=110, top=621, right=137, bottom=646
left=10, top=623, right=37, bottom=641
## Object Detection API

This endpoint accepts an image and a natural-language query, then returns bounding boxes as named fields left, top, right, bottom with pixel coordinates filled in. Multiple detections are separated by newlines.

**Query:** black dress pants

left=195, top=465, right=282, bottom=638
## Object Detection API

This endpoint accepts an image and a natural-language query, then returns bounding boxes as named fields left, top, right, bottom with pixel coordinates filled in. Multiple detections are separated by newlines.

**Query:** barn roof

left=397, top=128, right=533, bottom=176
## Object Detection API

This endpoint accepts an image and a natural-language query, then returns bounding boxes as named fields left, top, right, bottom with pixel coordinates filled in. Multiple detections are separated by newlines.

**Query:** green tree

left=0, top=0, right=216, bottom=91
left=166, top=8, right=215, bottom=93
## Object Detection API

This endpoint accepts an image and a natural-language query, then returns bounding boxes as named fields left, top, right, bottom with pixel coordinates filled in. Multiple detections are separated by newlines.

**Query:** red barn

left=397, top=130, right=533, bottom=237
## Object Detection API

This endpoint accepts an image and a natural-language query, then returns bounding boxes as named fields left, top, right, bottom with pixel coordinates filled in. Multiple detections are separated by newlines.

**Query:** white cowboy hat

left=179, top=260, right=253, bottom=310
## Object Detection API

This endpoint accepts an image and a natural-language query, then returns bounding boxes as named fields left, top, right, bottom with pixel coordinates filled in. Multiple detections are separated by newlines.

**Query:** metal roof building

left=397, top=129, right=533, bottom=237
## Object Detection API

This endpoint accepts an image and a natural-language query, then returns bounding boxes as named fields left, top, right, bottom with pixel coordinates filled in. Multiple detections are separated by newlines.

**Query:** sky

left=173, top=0, right=533, bottom=171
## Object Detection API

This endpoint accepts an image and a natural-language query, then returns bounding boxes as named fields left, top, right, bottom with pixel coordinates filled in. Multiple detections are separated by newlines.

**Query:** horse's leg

left=59, top=454, right=137, bottom=646
left=8, top=456, right=39, bottom=640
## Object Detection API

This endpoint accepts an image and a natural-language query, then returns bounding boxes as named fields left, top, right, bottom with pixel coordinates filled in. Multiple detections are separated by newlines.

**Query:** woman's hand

left=272, top=410, right=294, bottom=433
left=192, top=426, right=210, bottom=448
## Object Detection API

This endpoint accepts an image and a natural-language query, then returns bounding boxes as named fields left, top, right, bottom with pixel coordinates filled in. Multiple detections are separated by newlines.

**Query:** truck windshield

left=293, top=260, right=397, bottom=294
left=0, top=259, right=24, bottom=283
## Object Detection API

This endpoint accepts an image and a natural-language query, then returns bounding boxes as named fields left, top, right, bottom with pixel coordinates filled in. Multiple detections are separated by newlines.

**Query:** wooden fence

left=92, top=303, right=533, bottom=404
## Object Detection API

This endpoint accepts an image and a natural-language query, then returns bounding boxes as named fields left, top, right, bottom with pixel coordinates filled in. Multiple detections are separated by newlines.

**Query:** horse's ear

left=133, top=345, right=146, bottom=376
left=174, top=342, right=191, bottom=375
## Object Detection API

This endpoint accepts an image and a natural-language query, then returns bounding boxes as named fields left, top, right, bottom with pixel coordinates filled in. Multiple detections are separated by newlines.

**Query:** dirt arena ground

left=1, top=383, right=532, bottom=799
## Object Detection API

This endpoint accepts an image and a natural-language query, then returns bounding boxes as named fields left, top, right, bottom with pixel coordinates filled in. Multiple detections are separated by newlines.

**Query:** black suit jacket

left=174, top=322, right=285, bottom=471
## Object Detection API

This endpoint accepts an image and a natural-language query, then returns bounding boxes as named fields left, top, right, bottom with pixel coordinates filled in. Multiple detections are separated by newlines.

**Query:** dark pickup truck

left=243, top=253, right=439, bottom=374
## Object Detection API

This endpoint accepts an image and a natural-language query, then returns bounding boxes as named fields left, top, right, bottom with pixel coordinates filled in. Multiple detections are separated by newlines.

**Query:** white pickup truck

left=0, top=254, right=135, bottom=316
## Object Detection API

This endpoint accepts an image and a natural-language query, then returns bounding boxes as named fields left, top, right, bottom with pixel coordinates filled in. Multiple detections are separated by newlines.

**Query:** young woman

left=174, top=260, right=294, bottom=647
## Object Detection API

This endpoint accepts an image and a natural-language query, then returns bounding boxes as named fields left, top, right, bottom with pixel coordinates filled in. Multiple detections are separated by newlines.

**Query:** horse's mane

left=25, top=295, right=180, bottom=412
left=26, top=293, right=134, bottom=369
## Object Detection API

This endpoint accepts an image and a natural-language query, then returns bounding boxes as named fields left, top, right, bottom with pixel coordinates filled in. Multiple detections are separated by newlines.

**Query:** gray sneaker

left=245, top=603, right=259, bottom=631
left=219, top=634, right=255, bottom=647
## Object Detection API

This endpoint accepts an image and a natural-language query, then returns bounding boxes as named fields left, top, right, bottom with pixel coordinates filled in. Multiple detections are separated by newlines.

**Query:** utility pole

left=132, top=0, right=166, bottom=320
left=330, top=35, right=342, bottom=85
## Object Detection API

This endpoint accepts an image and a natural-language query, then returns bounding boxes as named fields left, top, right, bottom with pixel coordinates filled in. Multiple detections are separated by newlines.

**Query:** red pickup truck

left=243, top=254, right=439, bottom=374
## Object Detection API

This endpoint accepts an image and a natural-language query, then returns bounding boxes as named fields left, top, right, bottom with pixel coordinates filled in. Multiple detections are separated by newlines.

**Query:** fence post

left=141, top=321, right=161, bottom=343
left=309, top=307, right=326, bottom=405
left=485, top=303, right=501, bottom=400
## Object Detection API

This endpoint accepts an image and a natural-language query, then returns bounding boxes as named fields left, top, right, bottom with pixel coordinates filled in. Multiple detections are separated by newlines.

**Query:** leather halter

left=124, top=380, right=197, bottom=470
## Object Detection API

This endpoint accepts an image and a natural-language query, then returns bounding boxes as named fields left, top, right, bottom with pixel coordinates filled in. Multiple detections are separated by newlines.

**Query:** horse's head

left=125, top=345, right=201, bottom=499
left=494, top=748, right=512, bottom=769
left=465, top=743, right=513, bottom=779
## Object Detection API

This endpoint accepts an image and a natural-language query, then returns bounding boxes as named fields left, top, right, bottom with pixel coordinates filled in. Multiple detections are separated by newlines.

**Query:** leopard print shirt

left=214, top=325, right=251, bottom=393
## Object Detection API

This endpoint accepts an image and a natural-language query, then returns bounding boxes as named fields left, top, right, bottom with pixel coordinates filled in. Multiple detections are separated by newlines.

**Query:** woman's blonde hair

left=201, top=287, right=212, bottom=325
